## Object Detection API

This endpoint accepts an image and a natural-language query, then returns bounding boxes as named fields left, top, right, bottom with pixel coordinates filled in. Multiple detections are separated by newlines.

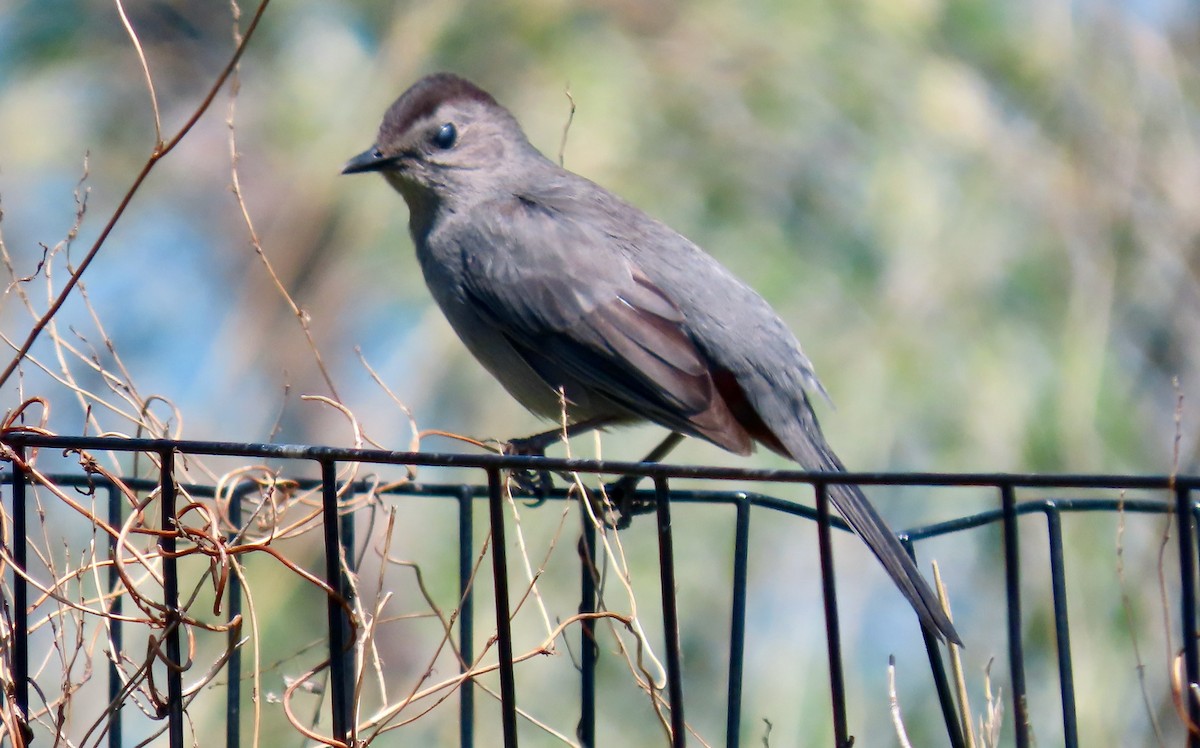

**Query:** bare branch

left=0, top=0, right=273, bottom=390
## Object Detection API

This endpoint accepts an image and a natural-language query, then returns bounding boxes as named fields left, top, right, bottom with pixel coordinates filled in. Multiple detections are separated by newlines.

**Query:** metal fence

left=1, top=431, right=1197, bottom=747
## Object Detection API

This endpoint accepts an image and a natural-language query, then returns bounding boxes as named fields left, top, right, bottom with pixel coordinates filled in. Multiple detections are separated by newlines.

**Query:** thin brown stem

left=0, top=0, right=273, bottom=391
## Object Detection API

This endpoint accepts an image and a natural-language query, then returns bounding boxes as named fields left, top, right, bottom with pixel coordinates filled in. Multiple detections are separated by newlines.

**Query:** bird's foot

left=595, top=474, right=655, bottom=529
left=502, top=437, right=556, bottom=500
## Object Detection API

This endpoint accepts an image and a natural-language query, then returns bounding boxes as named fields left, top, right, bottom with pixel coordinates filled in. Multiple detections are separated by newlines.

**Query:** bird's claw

left=508, top=467, right=556, bottom=502
left=502, top=438, right=555, bottom=503
left=594, top=475, right=654, bottom=529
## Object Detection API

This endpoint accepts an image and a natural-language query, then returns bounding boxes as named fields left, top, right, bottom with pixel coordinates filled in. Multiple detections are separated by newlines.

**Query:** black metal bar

left=906, top=495, right=1172, bottom=541
left=159, top=449, right=184, bottom=748
left=725, top=496, right=750, bottom=748
left=10, top=447, right=29, bottom=740
left=1001, top=483, right=1029, bottom=748
left=1176, top=485, right=1200, bottom=746
left=106, top=483, right=124, bottom=748
left=338, top=471, right=357, bottom=740
left=1193, top=500, right=1200, bottom=584
left=4, top=435, right=1200, bottom=746
left=1192, top=500, right=1200, bottom=580
left=578, top=499, right=597, bottom=748
left=6, top=432, right=1199, bottom=493
left=653, top=476, right=686, bottom=747
left=814, top=482, right=848, bottom=747
left=4, top=466, right=1184, bottom=533
left=901, top=537, right=964, bottom=748
left=0, top=465, right=1182, bottom=526
left=341, top=487, right=357, bottom=571
left=485, top=468, right=519, bottom=747
left=1044, top=507, right=1078, bottom=748
left=226, top=485, right=243, bottom=748
left=458, top=485, right=475, bottom=748
left=319, top=458, right=353, bottom=744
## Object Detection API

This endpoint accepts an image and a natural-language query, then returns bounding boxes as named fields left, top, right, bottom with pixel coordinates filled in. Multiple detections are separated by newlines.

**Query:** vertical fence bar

left=725, top=496, right=750, bottom=748
left=105, top=482, right=124, bottom=748
left=341, top=481, right=357, bottom=570
left=338, top=472, right=357, bottom=739
left=319, top=458, right=354, bottom=744
left=225, top=486, right=245, bottom=748
left=485, top=468, right=519, bottom=747
left=159, top=449, right=184, bottom=748
left=578, top=498, right=597, bottom=748
left=1177, top=485, right=1200, bottom=746
left=653, top=477, right=686, bottom=748
left=902, top=538, right=964, bottom=748
left=9, top=448, right=29, bottom=741
left=1000, top=483, right=1029, bottom=748
left=1044, top=506, right=1078, bottom=748
left=458, top=485, right=476, bottom=748
left=814, top=482, right=849, bottom=747
left=1192, top=501, right=1200, bottom=582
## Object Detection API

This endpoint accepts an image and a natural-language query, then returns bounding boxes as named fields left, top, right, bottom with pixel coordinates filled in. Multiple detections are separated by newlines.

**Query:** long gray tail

left=787, top=426, right=962, bottom=645
left=826, top=479, right=961, bottom=645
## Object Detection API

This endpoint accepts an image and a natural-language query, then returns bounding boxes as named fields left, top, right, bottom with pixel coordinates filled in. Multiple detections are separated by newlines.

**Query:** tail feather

left=779, top=415, right=962, bottom=645
left=701, top=363, right=960, bottom=643
left=826, top=481, right=961, bottom=645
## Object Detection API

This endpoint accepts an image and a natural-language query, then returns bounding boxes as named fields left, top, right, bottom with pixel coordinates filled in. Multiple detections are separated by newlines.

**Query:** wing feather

left=456, top=194, right=752, bottom=453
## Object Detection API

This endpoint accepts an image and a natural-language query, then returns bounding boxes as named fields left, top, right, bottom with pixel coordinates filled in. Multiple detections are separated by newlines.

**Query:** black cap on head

left=342, top=73, right=500, bottom=175
left=378, top=73, right=499, bottom=141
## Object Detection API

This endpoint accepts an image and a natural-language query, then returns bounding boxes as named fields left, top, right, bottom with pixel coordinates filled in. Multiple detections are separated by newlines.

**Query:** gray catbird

left=343, top=73, right=961, bottom=645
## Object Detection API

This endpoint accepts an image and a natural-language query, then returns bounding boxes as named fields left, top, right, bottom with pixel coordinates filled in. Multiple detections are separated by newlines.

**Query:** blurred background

left=1, top=0, right=1198, bottom=745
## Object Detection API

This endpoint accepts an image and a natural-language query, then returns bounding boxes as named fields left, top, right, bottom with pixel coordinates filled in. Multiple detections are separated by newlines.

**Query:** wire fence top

left=3, top=431, right=1196, bottom=491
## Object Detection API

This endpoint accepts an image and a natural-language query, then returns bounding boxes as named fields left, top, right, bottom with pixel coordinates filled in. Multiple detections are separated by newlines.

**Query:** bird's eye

left=432, top=123, right=457, bottom=149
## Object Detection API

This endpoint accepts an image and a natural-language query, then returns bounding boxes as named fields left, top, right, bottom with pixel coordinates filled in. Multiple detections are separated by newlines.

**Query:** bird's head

left=342, top=73, right=536, bottom=216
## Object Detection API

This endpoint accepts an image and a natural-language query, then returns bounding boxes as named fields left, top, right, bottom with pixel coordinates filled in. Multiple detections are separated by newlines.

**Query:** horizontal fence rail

left=0, top=432, right=1197, bottom=747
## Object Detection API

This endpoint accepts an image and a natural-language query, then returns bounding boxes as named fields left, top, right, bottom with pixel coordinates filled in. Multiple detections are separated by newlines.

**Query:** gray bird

left=343, top=73, right=960, bottom=645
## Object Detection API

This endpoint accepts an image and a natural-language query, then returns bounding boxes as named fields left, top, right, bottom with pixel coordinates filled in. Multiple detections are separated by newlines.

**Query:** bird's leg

left=503, top=416, right=619, bottom=497
left=506, top=416, right=617, bottom=455
left=606, top=431, right=686, bottom=528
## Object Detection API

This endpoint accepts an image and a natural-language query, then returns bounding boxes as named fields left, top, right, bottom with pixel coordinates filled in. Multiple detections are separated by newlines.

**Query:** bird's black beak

left=341, top=147, right=391, bottom=175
